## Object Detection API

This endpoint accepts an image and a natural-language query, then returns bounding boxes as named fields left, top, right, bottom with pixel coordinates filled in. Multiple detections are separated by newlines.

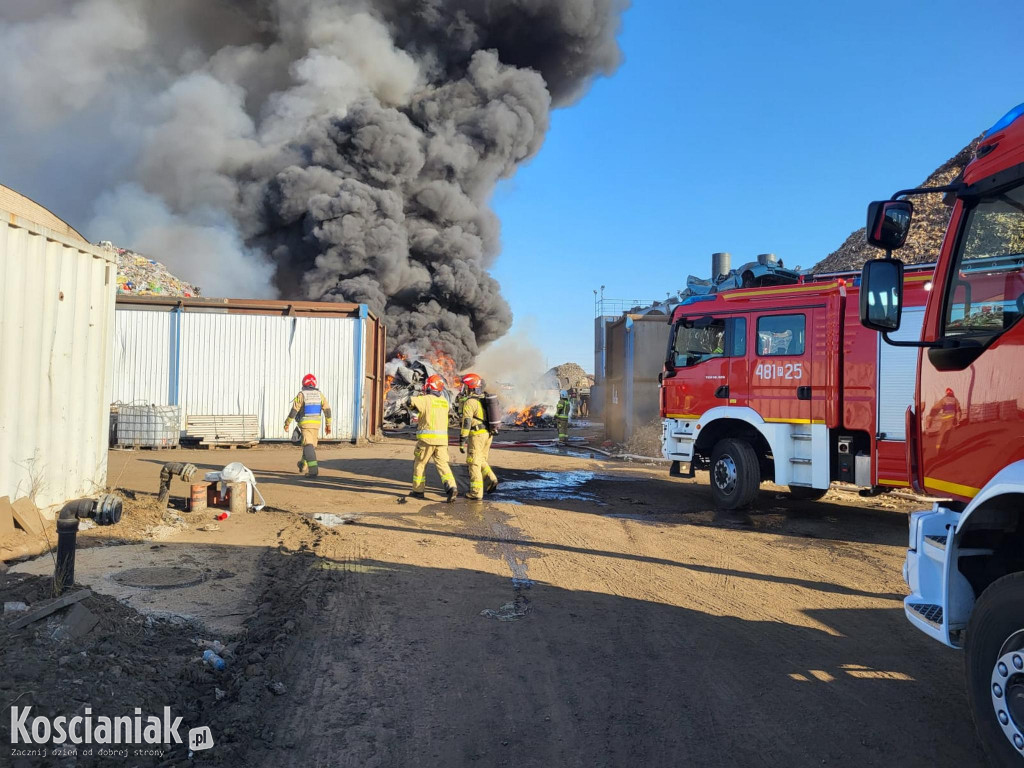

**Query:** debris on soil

left=3, top=600, right=27, bottom=613
left=0, top=574, right=213, bottom=764
left=267, top=681, right=288, bottom=696
left=480, top=599, right=531, bottom=622
left=51, top=602, right=99, bottom=642
left=622, top=417, right=663, bottom=458
left=312, top=512, right=356, bottom=527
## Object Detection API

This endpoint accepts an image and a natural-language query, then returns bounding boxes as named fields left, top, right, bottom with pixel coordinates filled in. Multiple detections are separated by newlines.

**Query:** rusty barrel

left=189, top=482, right=209, bottom=513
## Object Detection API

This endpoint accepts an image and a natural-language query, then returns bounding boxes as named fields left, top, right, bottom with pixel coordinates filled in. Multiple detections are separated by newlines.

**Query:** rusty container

left=189, top=482, right=209, bottom=513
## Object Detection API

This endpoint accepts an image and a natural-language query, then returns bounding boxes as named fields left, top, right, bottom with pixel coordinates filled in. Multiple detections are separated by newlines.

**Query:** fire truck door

left=919, top=184, right=1024, bottom=499
left=749, top=311, right=811, bottom=423
left=665, top=316, right=742, bottom=417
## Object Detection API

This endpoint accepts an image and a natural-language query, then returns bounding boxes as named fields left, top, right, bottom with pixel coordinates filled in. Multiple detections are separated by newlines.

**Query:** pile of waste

left=383, top=357, right=456, bottom=427
left=543, top=363, right=592, bottom=391
left=99, top=241, right=201, bottom=297
left=814, top=137, right=982, bottom=273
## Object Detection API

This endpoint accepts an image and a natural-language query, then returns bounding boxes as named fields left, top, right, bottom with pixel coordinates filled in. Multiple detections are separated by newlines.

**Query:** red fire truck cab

left=660, top=268, right=933, bottom=509
left=859, top=101, right=1024, bottom=765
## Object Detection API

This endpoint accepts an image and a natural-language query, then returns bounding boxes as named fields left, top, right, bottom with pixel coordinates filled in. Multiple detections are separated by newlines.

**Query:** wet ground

left=2, top=431, right=987, bottom=766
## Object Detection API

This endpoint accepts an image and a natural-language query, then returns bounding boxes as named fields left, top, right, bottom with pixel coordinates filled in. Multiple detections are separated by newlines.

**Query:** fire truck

left=857, top=101, right=1024, bottom=765
left=659, top=264, right=933, bottom=509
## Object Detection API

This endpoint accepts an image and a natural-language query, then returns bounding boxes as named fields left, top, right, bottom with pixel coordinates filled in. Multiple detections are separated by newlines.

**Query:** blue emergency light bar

left=985, top=102, right=1024, bottom=138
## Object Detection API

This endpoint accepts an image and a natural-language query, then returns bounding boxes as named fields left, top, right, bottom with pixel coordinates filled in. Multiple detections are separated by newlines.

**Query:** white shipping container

left=113, top=302, right=376, bottom=441
left=0, top=210, right=116, bottom=511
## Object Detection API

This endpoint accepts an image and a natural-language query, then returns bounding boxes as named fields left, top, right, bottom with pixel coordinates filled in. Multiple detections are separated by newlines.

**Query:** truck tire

left=965, top=572, right=1024, bottom=767
left=709, top=438, right=760, bottom=510
left=788, top=485, right=829, bottom=501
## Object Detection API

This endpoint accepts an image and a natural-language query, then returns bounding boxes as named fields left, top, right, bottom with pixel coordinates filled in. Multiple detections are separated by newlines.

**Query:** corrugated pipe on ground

left=55, top=495, right=123, bottom=594
left=157, top=462, right=198, bottom=510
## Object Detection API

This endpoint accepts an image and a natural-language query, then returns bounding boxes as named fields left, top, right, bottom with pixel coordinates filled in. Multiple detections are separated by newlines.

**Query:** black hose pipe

left=157, top=462, right=198, bottom=510
left=54, top=494, right=123, bottom=595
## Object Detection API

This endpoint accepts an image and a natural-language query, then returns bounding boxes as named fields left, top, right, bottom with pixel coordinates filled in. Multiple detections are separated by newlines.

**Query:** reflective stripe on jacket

left=460, top=397, right=489, bottom=438
left=556, top=398, right=571, bottom=419
left=290, top=387, right=332, bottom=428
left=410, top=394, right=450, bottom=446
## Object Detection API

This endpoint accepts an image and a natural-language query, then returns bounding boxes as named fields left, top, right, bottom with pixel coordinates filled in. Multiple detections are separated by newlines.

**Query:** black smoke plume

left=0, top=0, right=626, bottom=366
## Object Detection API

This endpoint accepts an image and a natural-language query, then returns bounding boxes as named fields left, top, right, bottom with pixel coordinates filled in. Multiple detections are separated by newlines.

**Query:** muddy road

left=9, top=435, right=986, bottom=766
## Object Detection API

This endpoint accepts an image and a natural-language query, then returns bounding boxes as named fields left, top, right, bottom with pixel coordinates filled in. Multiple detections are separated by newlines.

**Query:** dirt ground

left=2, top=429, right=987, bottom=766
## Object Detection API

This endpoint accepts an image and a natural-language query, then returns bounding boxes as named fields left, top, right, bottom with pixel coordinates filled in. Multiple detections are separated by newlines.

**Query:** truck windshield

left=944, top=183, right=1024, bottom=336
left=669, top=318, right=726, bottom=368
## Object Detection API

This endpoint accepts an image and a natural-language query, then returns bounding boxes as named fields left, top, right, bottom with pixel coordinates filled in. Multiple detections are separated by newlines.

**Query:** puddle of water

left=535, top=445, right=601, bottom=460
left=490, top=470, right=602, bottom=503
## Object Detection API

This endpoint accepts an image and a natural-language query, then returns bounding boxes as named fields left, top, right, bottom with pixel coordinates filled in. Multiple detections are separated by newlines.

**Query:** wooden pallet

left=185, top=414, right=259, bottom=447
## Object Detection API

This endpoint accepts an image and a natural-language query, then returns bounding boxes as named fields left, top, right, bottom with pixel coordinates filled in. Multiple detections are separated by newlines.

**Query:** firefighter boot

left=485, top=476, right=499, bottom=495
left=446, top=485, right=458, bottom=504
left=303, top=444, right=318, bottom=477
left=409, top=491, right=426, bottom=500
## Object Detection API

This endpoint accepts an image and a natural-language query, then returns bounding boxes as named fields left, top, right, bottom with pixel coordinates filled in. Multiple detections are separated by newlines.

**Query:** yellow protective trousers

left=412, top=441, right=456, bottom=492
left=466, top=432, right=497, bottom=499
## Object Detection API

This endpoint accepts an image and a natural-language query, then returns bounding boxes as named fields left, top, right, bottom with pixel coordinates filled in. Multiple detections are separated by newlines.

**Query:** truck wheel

left=966, top=572, right=1024, bottom=767
left=788, top=485, right=829, bottom=501
left=709, top=439, right=760, bottom=510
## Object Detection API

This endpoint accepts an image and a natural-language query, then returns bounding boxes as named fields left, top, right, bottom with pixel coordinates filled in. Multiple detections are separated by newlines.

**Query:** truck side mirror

left=866, top=200, right=914, bottom=250
left=860, top=258, right=905, bottom=332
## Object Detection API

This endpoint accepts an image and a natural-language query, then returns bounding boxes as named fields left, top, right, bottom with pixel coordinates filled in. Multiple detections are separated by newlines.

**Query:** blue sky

left=489, top=0, right=1024, bottom=371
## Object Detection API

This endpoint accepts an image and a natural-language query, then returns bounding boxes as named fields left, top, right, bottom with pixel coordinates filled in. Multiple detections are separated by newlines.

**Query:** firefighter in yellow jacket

left=408, top=374, right=457, bottom=503
left=284, top=374, right=332, bottom=477
left=458, top=373, right=498, bottom=501
left=555, top=390, right=572, bottom=446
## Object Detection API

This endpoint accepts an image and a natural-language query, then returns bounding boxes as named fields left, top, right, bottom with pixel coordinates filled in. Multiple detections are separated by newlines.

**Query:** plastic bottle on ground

left=203, top=650, right=226, bottom=671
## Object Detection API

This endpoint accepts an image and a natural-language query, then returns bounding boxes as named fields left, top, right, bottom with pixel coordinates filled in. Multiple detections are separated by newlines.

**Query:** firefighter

left=284, top=374, right=332, bottom=477
left=458, top=373, right=498, bottom=500
left=408, top=374, right=457, bottom=502
left=555, top=390, right=572, bottom=446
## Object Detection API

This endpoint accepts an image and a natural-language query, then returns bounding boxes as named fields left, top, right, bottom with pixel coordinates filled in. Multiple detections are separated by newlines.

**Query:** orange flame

left=423, top=346, right=458, bottom=389
left=506, top=405, right=547, bottom=427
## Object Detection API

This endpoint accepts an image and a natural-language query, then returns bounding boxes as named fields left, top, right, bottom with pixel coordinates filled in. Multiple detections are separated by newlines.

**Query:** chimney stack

left=711, top=252, right=731, bottom=280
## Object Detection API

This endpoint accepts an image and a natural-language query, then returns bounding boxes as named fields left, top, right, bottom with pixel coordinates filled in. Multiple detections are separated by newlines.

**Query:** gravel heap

left=100, top=241, right=201, bottom=297
left=813, top=136, right=982, bottom=273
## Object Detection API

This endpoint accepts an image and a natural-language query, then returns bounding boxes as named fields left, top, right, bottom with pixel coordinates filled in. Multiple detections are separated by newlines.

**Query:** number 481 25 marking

left=755, top=362, right=804, bottom=380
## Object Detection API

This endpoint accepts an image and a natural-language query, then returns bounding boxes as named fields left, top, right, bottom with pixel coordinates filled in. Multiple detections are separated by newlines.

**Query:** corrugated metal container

left=603, top=314, right=671, bottom=443
left=0, top=210, right=116, bottom=510
left=112, top=297, right=386, bottom=441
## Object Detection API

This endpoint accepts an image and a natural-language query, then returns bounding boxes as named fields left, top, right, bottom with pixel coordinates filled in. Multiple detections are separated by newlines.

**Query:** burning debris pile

left=383, top=354, right=455, bottom=427
left=383, top=351, right=593, bottom=431
left=503, top=404, right=553, bottom=429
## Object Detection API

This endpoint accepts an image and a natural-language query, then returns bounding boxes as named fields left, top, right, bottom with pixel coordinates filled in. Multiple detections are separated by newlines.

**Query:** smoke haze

left=0, top=0, right=626, bottom=366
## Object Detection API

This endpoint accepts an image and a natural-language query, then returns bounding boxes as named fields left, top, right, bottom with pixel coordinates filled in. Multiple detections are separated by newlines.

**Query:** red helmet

left=461, top=373, right=483, bottom=391
left=424, top=374, right=445, bottom=393
left=303, top=374, right=317, bottom=388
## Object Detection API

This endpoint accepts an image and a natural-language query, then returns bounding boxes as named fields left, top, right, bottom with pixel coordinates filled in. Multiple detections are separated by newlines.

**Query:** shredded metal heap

left=814, top=138, right=982, bottom=273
